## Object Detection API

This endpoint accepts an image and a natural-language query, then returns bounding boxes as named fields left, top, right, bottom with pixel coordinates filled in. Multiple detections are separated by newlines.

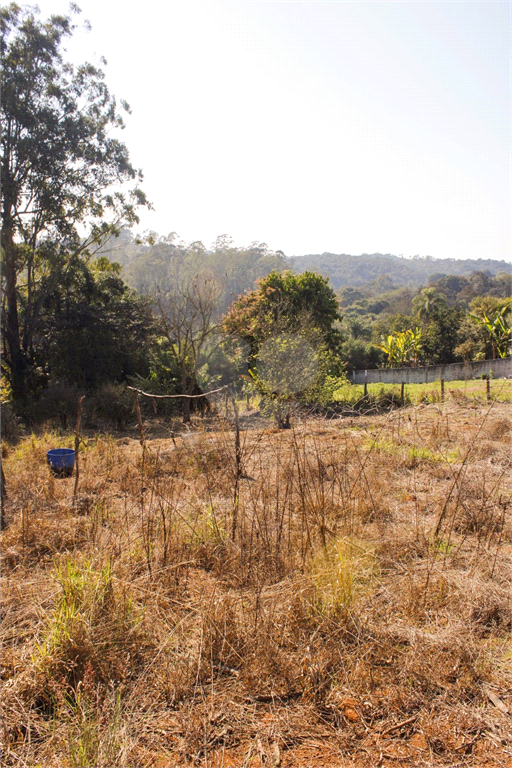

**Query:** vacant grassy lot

left=1, top=394, right=511, bottom=767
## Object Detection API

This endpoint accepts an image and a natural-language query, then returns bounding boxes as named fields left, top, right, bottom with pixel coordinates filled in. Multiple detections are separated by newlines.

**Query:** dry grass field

left=1, top=393, right=511, bottom=767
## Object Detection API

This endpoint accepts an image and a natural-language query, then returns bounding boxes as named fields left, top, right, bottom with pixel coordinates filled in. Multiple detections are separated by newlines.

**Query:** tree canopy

left=97, top=231, right=288, bottom=318
left=292, top=252, right=511, bottom=291
left=35, top=255, right=156, bottom=388
left=223, top=270, right=342, bottom=356
left=1, top=3, right=148, bottom=399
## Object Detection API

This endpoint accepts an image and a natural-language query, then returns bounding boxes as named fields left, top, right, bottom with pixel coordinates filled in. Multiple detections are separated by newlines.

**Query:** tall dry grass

left=1, top=399, right=511, bottom=767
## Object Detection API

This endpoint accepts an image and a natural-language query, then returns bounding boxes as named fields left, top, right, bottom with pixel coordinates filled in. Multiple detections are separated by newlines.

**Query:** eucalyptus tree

left=1, top=3, right=148, bottom=399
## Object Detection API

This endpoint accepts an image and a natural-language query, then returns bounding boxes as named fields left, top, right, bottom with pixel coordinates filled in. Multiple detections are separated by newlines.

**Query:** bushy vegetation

left=1, top=3, right=509, bottom=421
left=338, top=280, right=511, bottom=371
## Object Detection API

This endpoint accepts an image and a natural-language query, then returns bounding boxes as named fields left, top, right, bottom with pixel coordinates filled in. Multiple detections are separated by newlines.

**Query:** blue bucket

left=47, top=448, right=75, bottom=476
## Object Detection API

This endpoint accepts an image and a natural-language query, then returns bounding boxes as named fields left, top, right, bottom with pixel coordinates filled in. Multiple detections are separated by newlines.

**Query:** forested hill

left=96, top=231, right=288, bottom=316
left=98, top=231, right=511, bottom=303
left=290, top=253, right=512, bottom=291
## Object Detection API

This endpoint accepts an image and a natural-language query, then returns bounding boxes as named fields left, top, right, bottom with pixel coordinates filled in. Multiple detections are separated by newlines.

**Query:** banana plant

left=469, top=302, right=511, bottom=359
left=376, top=328, right=423, bottom=367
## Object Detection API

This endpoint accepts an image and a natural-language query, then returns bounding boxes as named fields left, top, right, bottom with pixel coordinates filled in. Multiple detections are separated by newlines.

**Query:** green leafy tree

left=419, top=306, right=462, bottom=365
left=35, top=256, right=156, bottom=388
left=412, top=287, right=447, bottom=322
left=338, top=316, right=383, bottom=370
left=339, top=337, right=383, bottom=371
left=412, top=288, right=462, bottom=365
left=223, top=270, right=343, bottom=357
left=224, top=270, right=344, bottom=419
left=1, top=4, right=148, bottom=399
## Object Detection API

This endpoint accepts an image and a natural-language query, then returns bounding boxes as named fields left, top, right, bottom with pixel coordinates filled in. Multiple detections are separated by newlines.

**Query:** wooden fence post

left=73, top=395, right=85, bottom=505
left=440, top=379, right=444, bottom=402
left=133, top=391, right=146, bottom=450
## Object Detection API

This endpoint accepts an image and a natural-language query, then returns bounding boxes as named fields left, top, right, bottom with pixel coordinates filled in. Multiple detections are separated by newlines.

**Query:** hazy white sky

left=34, top=0, right=509, bottom=260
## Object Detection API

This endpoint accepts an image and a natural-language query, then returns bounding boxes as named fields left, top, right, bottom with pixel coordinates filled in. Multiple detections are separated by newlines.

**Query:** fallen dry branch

left=126, top=383, right=231, bottom=399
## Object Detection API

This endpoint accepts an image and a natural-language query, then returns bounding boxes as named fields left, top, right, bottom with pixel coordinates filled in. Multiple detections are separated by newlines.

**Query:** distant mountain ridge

left=289, top=253, right=512, bottom=291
